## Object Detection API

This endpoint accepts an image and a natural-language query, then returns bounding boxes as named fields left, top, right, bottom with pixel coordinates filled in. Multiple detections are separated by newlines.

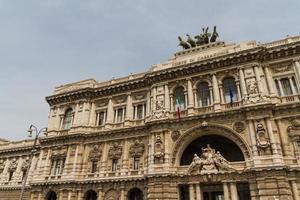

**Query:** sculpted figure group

left=178, top=26, right=219, bottom=50
left=187, top=144, right=234, bottom=174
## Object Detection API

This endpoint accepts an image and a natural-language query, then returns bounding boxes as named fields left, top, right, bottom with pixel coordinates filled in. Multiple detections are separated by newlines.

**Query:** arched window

left=85, top=190, right=97, bottom=200
left=197, top=82, right=211, bottom=107
left=46, top=191, right=57, bottom=200
left=62, top=108, right=73, bottom=130
left=174, top=87, right=186, bottom=110
left=223, top=77, right=238, bottom=103
left=128, top=188, right=144, bottom=200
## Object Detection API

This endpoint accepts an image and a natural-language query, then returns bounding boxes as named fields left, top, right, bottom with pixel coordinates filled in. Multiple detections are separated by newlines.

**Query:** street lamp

left=19, top=125, right=47, bottom=200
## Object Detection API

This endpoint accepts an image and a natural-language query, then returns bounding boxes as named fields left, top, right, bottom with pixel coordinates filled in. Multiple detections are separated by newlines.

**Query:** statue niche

left=187, top=144, right=234, bottom=174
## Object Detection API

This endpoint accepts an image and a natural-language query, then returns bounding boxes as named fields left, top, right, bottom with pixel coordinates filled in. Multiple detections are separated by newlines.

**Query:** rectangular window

left=91, top=161, right=97, bottom=173
left=133, top=157, right=140, bottom=170
left=97, top=111, right=106, bottom=126
left=112, top=159, right=118, bottom=172
left=8, top=171, right=13, bottom=181
left=134, top=104, right=145, bottom=120
left=281, top=78, right=293, bottom=96
left=52, top=158, right=65, bottom=175
left=115, top=108, right=125, bottom=123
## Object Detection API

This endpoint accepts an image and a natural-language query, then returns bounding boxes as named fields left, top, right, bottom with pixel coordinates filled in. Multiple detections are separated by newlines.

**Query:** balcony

left=279, top=94, right=300, bottom=104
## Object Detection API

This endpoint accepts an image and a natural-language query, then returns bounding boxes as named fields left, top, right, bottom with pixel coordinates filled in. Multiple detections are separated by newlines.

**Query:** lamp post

left=19, top=125, right=47, bottom=200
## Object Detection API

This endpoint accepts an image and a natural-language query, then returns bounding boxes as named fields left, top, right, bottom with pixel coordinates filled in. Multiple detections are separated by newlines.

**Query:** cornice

left=46, top=42, right=300, bottom=106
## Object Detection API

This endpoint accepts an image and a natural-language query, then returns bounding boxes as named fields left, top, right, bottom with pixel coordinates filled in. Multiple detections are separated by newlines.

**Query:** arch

left=180, top=134, right=245, bottom=165
left=172, top=122, right=251, bottom=165
left=45, top=191, right=57, bottom=200
left=127, top=188, right=143, bottom=200
left=84, top=190, right=97, bottom=200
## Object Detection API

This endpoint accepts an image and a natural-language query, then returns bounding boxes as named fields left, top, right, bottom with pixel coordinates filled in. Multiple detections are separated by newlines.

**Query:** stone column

left=59, top=190, right=63, bottom=200
left=77, top=190, right=83, bottom=200
left=266, top=118, right=279, bottom=155
left=88, top=102, right=96, bottom=126
left=277, top=78, right=284, bottom=96
left=263, top=65, right=276, bottom=96
left=212, top=74, right=220, bottom=104
left=223, top=182, right=230, bottom=200
left=239, top=67, right=247, bottom=98
left=165, top=84, right=170, bottom=111
left=68, top=190, right=73, bottom=200
left=254, top=64, right=263, bottom=94
left=189, top=184, right=195, bottom=200
left=195, top=184, right=202, bottom=200
left=248, top=120, right=258, bottom=156
left=125, top=93, right=133, bottom=125
left=293, top=57, right=300, bottom=83
left=106, top=98, right=114, bottom=125
left=152, top=86, right=157, bottom=111
left=72, top=145, right=79, bottom=174
left=187, top=78, right=194, bottom=115
left=291, top=180, right=300, bottom=200
left=146, top=91, right=151, bottom=117
left=219, top=85, right=225, bottom=104
left=289, top=77, right=297, bottom=94
left=236, top=82, right=242, bottom=101
left=37, top=192, right=41, bottom=200
left=276, top=119, right=291, bottom=156
left=229, top=182, right=238, bottom=200
left=120, top=186, right=125, bottom=200
left=98, top=186, right=103, bottom=200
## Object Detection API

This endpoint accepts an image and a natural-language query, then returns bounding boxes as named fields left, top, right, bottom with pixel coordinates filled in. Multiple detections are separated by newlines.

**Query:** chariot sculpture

left=178, top=26, right=219, bottom=50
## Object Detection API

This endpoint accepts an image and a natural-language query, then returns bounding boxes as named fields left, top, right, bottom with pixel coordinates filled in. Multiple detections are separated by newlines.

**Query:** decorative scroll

left=187, top=144, right=234, bottom=174
left=129, top=140, right=145, bottom=158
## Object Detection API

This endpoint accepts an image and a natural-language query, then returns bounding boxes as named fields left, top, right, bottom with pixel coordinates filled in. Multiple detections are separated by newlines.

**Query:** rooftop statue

left=178, top=26, right=219, bottom=50
left=178, top=36, right=190, bottom=50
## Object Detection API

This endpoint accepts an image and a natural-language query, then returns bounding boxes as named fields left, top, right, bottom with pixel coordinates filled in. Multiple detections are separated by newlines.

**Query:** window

left=134, top=104, right=146, bottom=120
left=114, top=108, right=125, bottom=123
left=112, top=159, right=118, bottom=172
left=276, top=77, right=298, bottom=96
left=197, top=82, right=211, bottom=107
left=22, top=170, right=27, bottom=181
left=223, top=78, right=238, bottom=103
left=62, top=108, right=73, bottom=129
left=133, top=157, right=140, bottom=170
left=97, top=111, right=106, bottom=126
left=51, top=158, right=65, bottom=175
left=8, top=171, right=13, bottom=181
left=174, top=87, right=186, bottom=110
left=91, top=161, right=97, bottom=173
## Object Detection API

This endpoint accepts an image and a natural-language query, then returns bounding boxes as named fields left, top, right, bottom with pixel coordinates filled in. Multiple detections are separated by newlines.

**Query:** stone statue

left=195, top=33, right=205, bottom=46
left=210, top=26, right=219, bottom=43
left=178, top=36, right=190, bottom=50
left=186, top=34, right=196, bottom=48
left=203, top=27, right=211, bottom=44
left=187, top=144, right=234, bottom=174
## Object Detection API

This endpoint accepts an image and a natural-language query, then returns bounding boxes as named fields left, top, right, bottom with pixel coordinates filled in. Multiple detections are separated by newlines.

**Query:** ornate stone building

left=1, top=35, right=300, bottom=200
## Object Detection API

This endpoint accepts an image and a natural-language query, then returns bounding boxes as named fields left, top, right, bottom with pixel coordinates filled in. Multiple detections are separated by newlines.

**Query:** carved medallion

left=171, top=130, right=181, bottom=141
left=256, top=123, right=270, bottom=149
left=233, top=122, right=246, bottom=133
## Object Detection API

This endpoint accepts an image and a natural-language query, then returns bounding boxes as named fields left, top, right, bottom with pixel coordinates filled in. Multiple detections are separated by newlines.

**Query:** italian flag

left=175, top=98, right=181, bottom=120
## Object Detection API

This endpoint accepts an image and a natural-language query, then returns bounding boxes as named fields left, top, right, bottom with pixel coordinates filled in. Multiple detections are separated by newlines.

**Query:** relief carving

left=0, top=160, right=5, bottom=173
left=243, top=80, right=268, bottom=104
left=8, top=159, right=18, bottom=172
left=171, top=130, right=181, bottom=141
left=150, top=99, right=169, bottom=120
left=129, top=140, right=145, bottom=158
left=21, top=157, right=30, bottom=171
left=154, top=135, right=164, bottom=162
left=88, top=145, right=102, bottom=161
left=51, top=147, right=67, bottom=159
left=256, top=123, right=270, bottom=149
left=287, top=118, right=300, bottom=140
left=187, top=144, right=234, bottom=174
left=108, top=142, right=122, bottom=159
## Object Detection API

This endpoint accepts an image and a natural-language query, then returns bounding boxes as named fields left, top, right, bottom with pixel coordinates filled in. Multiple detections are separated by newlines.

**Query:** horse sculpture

left=186, top=34, right=196, bottom=48
left=210, top=26, right=219, bottom=43
left=178, top=36, right=190, bottom=49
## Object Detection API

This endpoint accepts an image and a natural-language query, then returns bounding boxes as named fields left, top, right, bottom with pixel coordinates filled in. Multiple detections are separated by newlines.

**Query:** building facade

left=1, top=36, right=300, bottom=200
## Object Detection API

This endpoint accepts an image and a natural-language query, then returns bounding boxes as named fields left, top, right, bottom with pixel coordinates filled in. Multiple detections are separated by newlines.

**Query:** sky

left=0, top=0, right=299, bottom=141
